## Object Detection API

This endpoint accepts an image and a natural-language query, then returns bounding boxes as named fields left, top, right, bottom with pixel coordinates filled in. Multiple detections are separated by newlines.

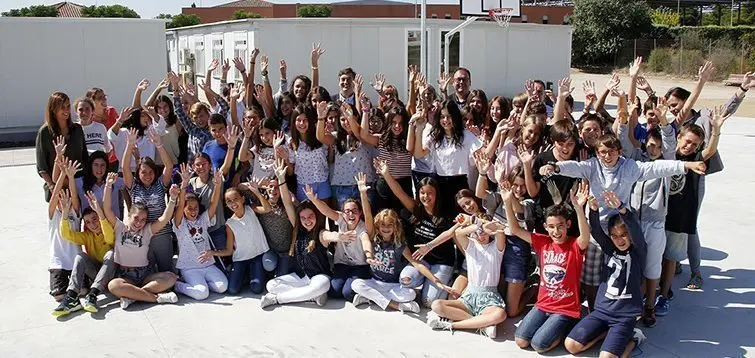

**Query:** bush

left=652, top=7, right=679, bottom=27
left=232, top=10, right=262, bottom=19
left=647, top=48, right=673, bottom=72
left=670, top=49, right=705, bottom=76
left=297, top=5, right=330, bottom=17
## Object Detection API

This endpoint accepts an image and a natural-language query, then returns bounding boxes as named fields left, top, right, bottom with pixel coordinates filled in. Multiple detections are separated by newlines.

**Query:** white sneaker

left=156, top=292, right=178, bottom=304
left=120, top=297, right=134, bottom=309
left=479, top=325, right=497, bottom=339
left=260, top=293, right=278, bottom=309
left=313, top=293, right=328, bottom=307
left=632, top=328, right=647, bottom=348
left=398, top=301, right=420, bottom=314
left=426, top=312, right=453, bottom=331
left=352, top=294, right=370, bottom=307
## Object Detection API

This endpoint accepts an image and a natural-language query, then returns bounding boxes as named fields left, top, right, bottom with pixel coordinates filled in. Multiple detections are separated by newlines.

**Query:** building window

left=212, top=36, right=224, bottom=78
left=521, top=14, right=528, bottom=23
left=233, top=33, right=248, bottom=82
left=194, top=38, right=205, bottom=75
left=179, top=38, right=189, bottom=64
left=440, top=30, right=460, bottom=75
left=542, top=15, right=549, bottom=24
left=445, top=13, right=452, bottom=19
left=431, top=14, right=437, bottom=18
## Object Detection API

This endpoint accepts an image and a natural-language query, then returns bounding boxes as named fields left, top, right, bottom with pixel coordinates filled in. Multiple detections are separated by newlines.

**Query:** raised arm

left=244, top=178, right=272, bottom=214
left=503, top=188, right=531, bottom=244
left=303, top=184, right=340, bottom=221
left=627, top=57, right=642, bottom=111
left=208, top=170, right=224, bottom=221
left=101, top=173, right=119, bottom=227
left=473, top=150, right=491, bottom=199
left=358, top=97, right=379, bottom=147
left=145, top=125, right=173, bottom=187
left=356, top=173, right=374, bottom=237
left=86, top=190, right=114, bottom=245
left=375, top=159, right=415, bottom=212
left=315, top=101, right=336, bottom=146
left=219, top=126, right=240, bottom=176
left=146, top=78, right=169, bottom=107
left=132, top=79, right=150, bottom=108
left=150, top=184, right=179, bottom=233
left=229, top=87, right=242, bottom=128
left=173, top=164, right=191, bottom=227
left=311, top=43, right=324, bottom=90
left=203, top=60, right=219, bottom=108
left=552, top=77, right=573, bottom=123
left=677, top=61, right=715, bottom=126
left=238, top=118, right=254, bottom=163
left=245, top=48, right=259, bottom=108
left=274, top=158, right=297, bottom=226
left=702, top=105, right=729, bottom=161
left=570, top=181, right=591, bottom=251
left=64, top=159, right=81, bottom=213
left=257, top=56, right=275, bottom=119
left=407, top=66, right=419, bottom=116
left=168, top=72, right=196, bottom=132
left=121, top=129, right=138, bottom=189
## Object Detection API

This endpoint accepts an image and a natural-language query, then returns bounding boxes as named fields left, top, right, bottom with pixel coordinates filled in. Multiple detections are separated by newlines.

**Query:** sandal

left=687, top=272, right=703, bottom=290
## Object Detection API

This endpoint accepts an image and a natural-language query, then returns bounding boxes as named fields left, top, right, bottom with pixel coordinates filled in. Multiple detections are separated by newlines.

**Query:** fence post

left=679, top=37, right=683, bottom=76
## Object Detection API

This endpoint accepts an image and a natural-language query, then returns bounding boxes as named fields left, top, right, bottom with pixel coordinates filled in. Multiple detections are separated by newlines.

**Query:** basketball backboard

left=461, top=0, right=521, bottom=17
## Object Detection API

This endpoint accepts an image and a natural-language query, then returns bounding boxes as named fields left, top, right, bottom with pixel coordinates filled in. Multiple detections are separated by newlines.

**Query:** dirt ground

left=570, top=69, right=755, bottom=118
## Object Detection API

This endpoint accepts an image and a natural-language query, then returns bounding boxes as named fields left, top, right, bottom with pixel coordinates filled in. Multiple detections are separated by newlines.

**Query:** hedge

left=650, top=25, right=755, bottom=45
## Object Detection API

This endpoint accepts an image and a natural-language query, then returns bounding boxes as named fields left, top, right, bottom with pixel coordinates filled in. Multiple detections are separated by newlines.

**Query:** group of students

left=36, top=45, right=754, bottom=356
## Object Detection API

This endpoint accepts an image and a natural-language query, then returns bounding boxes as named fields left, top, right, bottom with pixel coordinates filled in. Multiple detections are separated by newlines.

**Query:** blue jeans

left=262, top=250, right=291, bottom=277
left=228, top=254, right=265, bottom=295
left=332, top=185, right=360, bottom=210
left=209, top=228, right=229, bottom=271
left=329, top=264, right=372, bottom=300
left=296, top=180, right=332, bottom=202
left=515, top=307, right=578, bottom=351
left=400, top=262, right=454, bottom=308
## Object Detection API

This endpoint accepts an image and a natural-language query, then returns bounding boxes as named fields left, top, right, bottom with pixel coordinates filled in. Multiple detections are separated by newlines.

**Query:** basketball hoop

left=489, top=8, right=513, bottom=28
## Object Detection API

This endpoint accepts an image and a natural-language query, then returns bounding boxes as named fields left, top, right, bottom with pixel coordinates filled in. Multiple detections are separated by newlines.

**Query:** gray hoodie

left=617, top=123, right=677, bottom=222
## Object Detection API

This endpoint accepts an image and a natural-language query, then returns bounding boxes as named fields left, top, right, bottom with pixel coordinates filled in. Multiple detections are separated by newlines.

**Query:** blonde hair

left=189, top=102, right=211, bottom=118
left=372, top=209, right=405, bottom=247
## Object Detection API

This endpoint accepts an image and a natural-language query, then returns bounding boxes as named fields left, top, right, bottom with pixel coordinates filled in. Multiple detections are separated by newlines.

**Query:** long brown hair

left=45, top=92, right=72, bottom=135
left=290, top=200, right=326, bottom=255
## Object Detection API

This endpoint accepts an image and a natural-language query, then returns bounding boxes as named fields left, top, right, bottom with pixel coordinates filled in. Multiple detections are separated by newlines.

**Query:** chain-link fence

left=615, top=38, right=754, bottom=80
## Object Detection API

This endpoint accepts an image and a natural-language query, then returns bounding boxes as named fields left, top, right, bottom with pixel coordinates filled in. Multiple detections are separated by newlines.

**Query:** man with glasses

left=448, top=68, right=472, bottom=110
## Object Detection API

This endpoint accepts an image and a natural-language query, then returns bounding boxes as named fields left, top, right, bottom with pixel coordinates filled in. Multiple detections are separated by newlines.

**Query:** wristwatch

left=261, top=69, right=268, bottom=76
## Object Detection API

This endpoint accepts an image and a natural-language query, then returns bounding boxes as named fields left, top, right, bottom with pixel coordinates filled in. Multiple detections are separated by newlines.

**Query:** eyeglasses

left=343, top=209, right=360, bottom=216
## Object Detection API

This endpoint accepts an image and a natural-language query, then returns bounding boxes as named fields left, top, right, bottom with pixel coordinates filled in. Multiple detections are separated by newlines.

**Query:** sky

left=1, top=0, right=457, bottom=18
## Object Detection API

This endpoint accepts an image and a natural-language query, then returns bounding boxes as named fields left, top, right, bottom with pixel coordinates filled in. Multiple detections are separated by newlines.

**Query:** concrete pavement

left=1, top=119, right=754, bottom=357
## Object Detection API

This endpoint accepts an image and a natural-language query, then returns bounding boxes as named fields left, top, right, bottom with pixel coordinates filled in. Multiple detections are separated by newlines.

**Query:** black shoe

left=675, top=261, right=682, bottom=275
left=668, top=288, right=675, bottom=301
left=52, top=295, right=82, bottom=317
left=642, top=306, right=656, bottom=328
left=83, top=293, right=99, bottom=313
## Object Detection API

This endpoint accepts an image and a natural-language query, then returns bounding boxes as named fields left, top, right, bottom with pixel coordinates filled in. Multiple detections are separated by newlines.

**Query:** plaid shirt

left=174, top=95, right=229, bottom=159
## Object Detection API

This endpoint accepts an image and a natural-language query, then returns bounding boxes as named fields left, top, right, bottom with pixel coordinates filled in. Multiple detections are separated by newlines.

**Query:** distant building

left=182, top=0, right=572, bottom=24
left=52, top=1, right=84, bottom=18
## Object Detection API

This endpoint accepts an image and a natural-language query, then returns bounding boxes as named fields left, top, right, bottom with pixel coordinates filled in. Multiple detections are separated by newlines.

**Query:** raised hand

left=516, top=144, right=535, bottom=166
left=711, top=105, right=731, bottom=131
left=570, top=180, right=590, bottom=208
left=628, top=56, right=642, bottom=77
left=605, top=73, right=621, bottom=91
left=105, top=172, right=118, bottom=187
left=558, top=77, right=573, bottom=98
left=654, top=96, right=669, bottom=124
left=212, top=169, right=223, bottom=186
left=587, top=195, right=599, bottom=211
left=157, top=77, right=170, bottom=90
left=373, top=158, right=388, bottom=177
left=117, top=106, right=134, bottom=125
left=316, top=101, right=329, bottom=119
left=59, top=189, right=72, bottom=211
left=603, top=191, right=622, bottom=209
left=698, top=61, right=715, bottom=82
left=438, top=72, right=451, bottom=91
left=207, top=59, right=220, bottom=73
left=179, top=163, right=192, bottom=189
left=473, top=150, right=491, bottom=174
left=340, top=102, right=354, bottom=121
left=279, top=59, right=287, bottom=78
left=260, top=55, right=269, bottom=73
left=167, top=71, right=180, bottom=89
left=359, top=93, right=371, bottom=111
left=53, top=135, right=67, bottom=158
left=169, top=184, right=180, bottom=200
left=251, top=48, right=260, bottom=62
left=274, top=158, right=288, bottom=180
left=524, top=79, right=536, bottom=97
left=408, top=65, right=418, bottom=84
left=742, top=71, right=755, bottom=90
left=147, top=127, right=162, bottom=146
left=232, top=58, right=246, bottom=74
left=482, top=221, right=505, bottom=236
left=224, top=125, right=241, bottom=148
left=85, top=191, right=101, bottom=213
left=311, top=43, right=325, bottom=66
left=137, top=79, right=151, bottom=91
left=273, top=130, right=286, bottom=148
left=222, top=59, right=231, bottom=74
left=582, top=80, right=596, bottom=101
left=241, top=118, right=255, bottom=139
left=353, top=73, right=363, bottom=94
left=355, top=172, right=370, bottom=193
left=636, top=76, right=653, bottom=93
left=303, top=184, right=317, bottom=200
left=371, top=73, right=386, bottom=94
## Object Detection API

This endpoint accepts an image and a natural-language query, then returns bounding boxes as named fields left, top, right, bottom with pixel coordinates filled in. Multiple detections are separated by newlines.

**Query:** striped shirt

left=377, top=141, right=412, bottom=179
left=174, top=95, right=229, bottom=159
left=80, top=121, right=109, bottom=154
left=129, top=180, right=171, bottom=236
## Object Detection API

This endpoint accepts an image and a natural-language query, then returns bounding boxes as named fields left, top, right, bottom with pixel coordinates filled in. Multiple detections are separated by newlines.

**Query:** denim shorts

left=567, top=310, right=636, bottom=356
left=459, top=286, right=506, bottom=316
left=332, top=184, right=360, bottom=209
left=503, top=235, right=532, bottom=284
left=296, top=180, right=332, bottom=202
left=117, top=265, right=152, bottom=287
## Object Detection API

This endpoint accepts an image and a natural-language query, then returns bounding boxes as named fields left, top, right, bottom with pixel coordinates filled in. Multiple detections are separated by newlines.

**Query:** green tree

left=652, top=6, right=679, bottom=27
left=297, top=4, right=331, bottom=18
left=81, top=5, right=140, bottom=18
left=571, top=0, right=652, bottom=65
left=2, top=5, right=58, bottom=17
left=159, top=13, right=202, bottom=28
left=232, top=10, right=263, bottom=19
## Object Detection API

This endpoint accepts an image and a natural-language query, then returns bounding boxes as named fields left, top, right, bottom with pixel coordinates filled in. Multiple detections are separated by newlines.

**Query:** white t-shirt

left=465, top=238, right=504, bottom=287
left=80, top=121, right=110, bottom=154
left=49, top=210, right=82, bottom=270
left=423, top=129, right=481, bottom=176
left=225, top=206, right=269, bottom=262
left=174, top=212, right=216, bottom=270
left=113, top=219, right=154, bottom=267
left=250, top=145, right=276, bottom=179
left=107, top=119, right=167, bottom=172
left=334, top=216, right=367, bottom=265
left=291, top=142, right=329, bottom=184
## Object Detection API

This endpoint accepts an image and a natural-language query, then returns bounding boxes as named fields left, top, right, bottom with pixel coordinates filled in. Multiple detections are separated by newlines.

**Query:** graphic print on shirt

left=372, top=244, right=397, bottom=276
left=188, top=225, right=205, bottom=244
left=605, top=253, right=632, bottom=300
left=541, top=250, right=573, bottom=301
left=669, top=173, right=686, bottom=195
left=121, top=231, right=143, bottom=248
left=85, top=131, right=105, bottom=148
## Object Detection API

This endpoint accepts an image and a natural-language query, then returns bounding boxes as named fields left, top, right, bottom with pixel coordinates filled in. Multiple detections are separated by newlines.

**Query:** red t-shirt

left=531, top=232, right=585, bottom=319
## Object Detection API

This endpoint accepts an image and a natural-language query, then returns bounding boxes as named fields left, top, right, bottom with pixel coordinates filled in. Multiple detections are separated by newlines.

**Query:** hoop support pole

left=443, top=16, right=478, bottom=76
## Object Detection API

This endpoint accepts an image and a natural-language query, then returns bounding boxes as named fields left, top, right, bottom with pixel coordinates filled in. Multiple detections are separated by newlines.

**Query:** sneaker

left=479, top=325, right=497, bottom=339
left=426, top=312, right=453, bottom=331
left=313, top=292, right=328, bottom=307
left=83, top=293, right=99, bottom=313
left=52, top=295, right=82, bottom=317
left=675, top=261, right=682, bottom=275
left=352, top=294, right=370, bottom=307
left=156, top=292, right=178, bottom=304
left=120, top=297, right=134, bottom=309
left=642, top=306, right=656, bottom=327
left=398, top=301, right=420, bottom=314
left=667, top=288, right=675, bottom=301
left=632, top=328, right=647, bottom=349
left=260, top=293, right=278, bottom=309
left=654, top=295, right=669, bottom=316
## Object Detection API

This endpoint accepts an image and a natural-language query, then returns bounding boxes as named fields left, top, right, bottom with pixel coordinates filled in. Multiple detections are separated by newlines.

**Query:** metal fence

left=615, top=38, right=754, bottom=79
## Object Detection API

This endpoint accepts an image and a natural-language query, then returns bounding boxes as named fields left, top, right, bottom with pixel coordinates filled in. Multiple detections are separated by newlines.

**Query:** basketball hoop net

left=489, top=8, right=513, bottom=28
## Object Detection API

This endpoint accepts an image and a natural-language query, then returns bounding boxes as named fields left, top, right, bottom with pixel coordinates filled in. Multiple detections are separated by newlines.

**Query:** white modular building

left=0, top=18, right=168, bottom=141
left=166, top=17, right=572, bottom=101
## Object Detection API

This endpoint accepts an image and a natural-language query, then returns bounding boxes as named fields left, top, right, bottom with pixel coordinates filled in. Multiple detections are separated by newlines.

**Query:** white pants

left=266, top=273, right=330, bottom=304
left=351, top=278, right=416, bottom=310
left=641, top=220, right=666, bottom=280
left=175, top=265, right=229, bottom=300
